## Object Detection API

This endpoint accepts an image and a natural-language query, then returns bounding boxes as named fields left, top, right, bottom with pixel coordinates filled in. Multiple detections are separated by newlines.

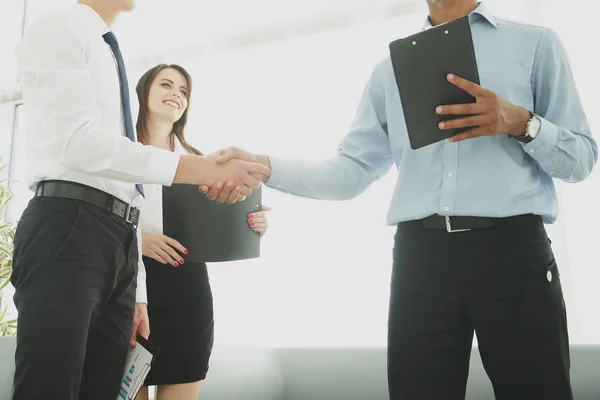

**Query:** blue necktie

left=103, top=31, right=144, bottom=197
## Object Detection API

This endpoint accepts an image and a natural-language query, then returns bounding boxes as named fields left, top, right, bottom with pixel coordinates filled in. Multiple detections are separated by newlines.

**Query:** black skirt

left=142, top=256, right=214, bottom=385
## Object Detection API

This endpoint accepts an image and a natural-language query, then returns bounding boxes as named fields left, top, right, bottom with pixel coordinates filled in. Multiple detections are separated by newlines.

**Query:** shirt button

left=444, top=206, right=450, bottom=212
left=547, top=271, right=552, bottom=283
left=529, top=149, right=535, bottom=154
left=447, top=173, right=453, bottom=178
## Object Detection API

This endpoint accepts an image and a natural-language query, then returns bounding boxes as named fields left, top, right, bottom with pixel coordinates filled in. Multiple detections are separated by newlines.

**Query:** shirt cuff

left=519, top=116, right=559, bottom=163
left=136, top=271, right=147, bottom=303
left=145, top=147, right=180, bottom=186
left=135, top=262, right=148, bottom=304
left=265, top=156, right=300, bottom=193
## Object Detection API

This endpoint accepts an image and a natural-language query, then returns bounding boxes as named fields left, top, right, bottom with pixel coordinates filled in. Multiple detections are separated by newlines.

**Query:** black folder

left=389, top=16, right=480, bottom=149
left=162, top=184, right=262, bottom=263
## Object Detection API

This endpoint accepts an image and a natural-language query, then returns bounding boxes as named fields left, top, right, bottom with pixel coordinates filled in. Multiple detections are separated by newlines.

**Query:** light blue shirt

left=266, top=2, right=597, bottom=225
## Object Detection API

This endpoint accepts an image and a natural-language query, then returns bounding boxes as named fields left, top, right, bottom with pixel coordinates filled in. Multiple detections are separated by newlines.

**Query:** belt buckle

left=445, top=216, right=471, bottom=233
left=124, top=205, right=139, bottom=229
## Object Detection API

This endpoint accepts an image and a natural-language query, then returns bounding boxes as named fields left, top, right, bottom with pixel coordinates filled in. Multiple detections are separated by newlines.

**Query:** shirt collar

left=422, top=2, right=497, bottom=30
left=75, top=3, right=110, bottom=35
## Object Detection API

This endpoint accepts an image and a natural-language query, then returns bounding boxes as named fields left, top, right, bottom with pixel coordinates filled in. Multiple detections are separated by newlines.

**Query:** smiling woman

left=134, top=63, right=208, bottom=400
left=135, top=64, right=201, bottom=155
left=132, top=61, right=273, bottom=400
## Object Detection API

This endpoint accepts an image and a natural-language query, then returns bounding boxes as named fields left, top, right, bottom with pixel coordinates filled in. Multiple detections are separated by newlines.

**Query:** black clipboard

left=162, top=184, right=262, bottom=263
left=135, top=335, right=160, bottom=362
left=389, top=16, right=480, bottom=149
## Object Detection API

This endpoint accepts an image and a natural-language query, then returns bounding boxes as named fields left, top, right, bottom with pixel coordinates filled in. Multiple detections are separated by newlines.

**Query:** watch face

left=529, top=116, right=541, bottom=138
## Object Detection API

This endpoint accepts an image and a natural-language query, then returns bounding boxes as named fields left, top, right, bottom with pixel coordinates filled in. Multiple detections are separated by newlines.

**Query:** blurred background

left=0, top=0, right=598, bottom=349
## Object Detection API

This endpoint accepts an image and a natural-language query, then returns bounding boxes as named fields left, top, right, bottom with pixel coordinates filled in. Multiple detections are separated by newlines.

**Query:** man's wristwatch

left=514, top=112, right=541, bottom=143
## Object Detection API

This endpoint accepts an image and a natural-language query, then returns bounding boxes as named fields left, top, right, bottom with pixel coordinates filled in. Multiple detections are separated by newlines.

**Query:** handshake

left=174, top=146, right=271, bottom=204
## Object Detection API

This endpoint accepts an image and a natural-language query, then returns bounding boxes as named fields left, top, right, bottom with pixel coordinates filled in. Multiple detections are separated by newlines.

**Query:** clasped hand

left=200, top=147, right=270, bottom=204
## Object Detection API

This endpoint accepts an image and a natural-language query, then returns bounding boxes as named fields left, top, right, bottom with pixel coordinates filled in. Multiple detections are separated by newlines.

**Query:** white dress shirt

left=138, top=139, right=189, bottom=235
left=16, top=4, right=182, bottom=303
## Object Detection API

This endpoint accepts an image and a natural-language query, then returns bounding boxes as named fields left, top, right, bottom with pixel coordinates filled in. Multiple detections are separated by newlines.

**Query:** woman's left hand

left=248, top=206, right=271, bottom=237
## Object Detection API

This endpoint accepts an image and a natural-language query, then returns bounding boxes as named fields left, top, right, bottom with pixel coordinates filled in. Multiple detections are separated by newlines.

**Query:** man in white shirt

left=10, top=1, right=269, bottom=399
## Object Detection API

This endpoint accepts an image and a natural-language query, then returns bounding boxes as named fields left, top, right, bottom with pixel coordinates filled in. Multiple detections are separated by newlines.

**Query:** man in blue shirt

left=207, top=1, right=596, bottom=399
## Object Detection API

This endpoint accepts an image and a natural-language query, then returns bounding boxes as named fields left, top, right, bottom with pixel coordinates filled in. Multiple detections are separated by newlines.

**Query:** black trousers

left=387, top=217, right=572, bottom=400
left=10, top=197, right=138, bottom=400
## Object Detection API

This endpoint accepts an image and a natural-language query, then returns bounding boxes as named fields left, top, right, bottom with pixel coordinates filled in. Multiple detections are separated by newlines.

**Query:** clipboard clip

left=445, top=216, right=471, bottom=233
left=412, top=29, right=451, bottom=46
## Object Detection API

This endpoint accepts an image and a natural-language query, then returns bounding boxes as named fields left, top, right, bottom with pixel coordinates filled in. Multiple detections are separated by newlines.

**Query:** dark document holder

left=162, top=184, right=262, bottom=263
left=389, top=16, right=480, bottom=149
left=118, top=336, right=159, bottom=400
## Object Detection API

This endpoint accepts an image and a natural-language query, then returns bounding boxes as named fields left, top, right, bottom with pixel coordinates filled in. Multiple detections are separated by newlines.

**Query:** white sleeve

left=135, top=226, right=147, bottom=303
left=15, top=15, right=180, bottom=186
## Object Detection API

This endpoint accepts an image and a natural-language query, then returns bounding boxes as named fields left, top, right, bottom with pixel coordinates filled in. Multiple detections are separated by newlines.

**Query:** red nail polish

left=180, top=259, right=185, bottom=264
left=174, top=262, right=179, bottom=267
left=184, top=249, right=189, bottom=255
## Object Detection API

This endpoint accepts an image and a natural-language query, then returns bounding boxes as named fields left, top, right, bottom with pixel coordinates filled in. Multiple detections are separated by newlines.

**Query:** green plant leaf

left=0, top=159, right=17, bottom=335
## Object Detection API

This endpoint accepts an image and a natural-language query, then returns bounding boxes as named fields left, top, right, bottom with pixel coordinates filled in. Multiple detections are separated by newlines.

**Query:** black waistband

left=399, top=214, right=541, bottom=233
left=35, top=180, right=140, bottom=228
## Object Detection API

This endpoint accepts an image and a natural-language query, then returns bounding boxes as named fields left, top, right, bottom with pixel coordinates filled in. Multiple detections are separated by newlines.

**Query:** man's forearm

left=173, top=155, right=204, bottom=185
left=264, top=155, right=381, bottom=201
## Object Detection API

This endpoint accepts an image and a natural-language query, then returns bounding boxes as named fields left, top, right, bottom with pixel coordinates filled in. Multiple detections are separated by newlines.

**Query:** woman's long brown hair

left=135, top=64, right=202, bottom=155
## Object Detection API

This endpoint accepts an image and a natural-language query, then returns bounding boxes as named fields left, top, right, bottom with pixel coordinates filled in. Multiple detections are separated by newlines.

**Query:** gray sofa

left=0, top=337, right=598, bottom=399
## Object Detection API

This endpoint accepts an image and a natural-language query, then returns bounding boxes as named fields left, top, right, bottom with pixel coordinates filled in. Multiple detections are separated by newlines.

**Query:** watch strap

left=514, top=111, right=535, bottom=143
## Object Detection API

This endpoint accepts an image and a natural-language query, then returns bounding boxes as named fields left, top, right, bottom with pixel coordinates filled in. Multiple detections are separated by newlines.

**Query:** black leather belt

left=35, top=180, right=140, bottom=228
left=403, top=214, right=540, bottom=233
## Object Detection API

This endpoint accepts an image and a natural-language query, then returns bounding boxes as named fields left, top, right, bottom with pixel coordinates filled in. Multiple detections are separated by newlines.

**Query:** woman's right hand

left=141, top=233, right=188, bottom=267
